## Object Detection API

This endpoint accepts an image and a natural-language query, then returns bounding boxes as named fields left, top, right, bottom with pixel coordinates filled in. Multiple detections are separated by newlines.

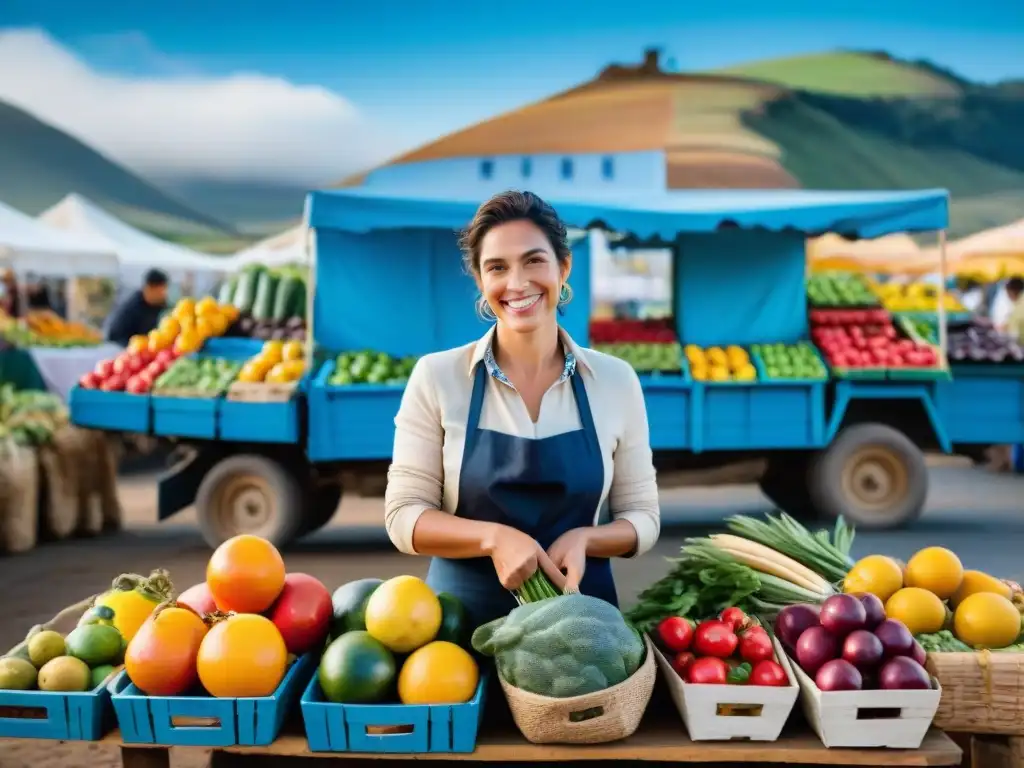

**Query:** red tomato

left=750, top=659, right=788, bottom=687
left=79, top=372, right=100, bottom=389
left=719, top=607, right=748, bottom=632
left=101, top=375, right=125, bottom=391
left=177, top=582, right=218, bottom=616
left=692, top=620, right=738, bottom=659
left=95, top=360, right=114, bottom=378
left=686, top=657, right=729, bottom=685
left=671, top=651, right=695, bottom=678
left=125, top=376, right=148, bottom=394
left=656, top=616, right=694, bottom=653
left=267, top=573, right=333, bottom=655
left=738, top=628, right=774, bottom=664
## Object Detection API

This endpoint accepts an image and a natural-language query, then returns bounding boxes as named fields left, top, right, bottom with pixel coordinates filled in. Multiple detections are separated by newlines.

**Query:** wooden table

left=83, top=719, right=962, bottom=768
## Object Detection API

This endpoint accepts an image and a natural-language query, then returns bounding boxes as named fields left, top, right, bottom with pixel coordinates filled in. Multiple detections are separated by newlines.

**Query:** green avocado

left=330, top=578, right=383, bottom=637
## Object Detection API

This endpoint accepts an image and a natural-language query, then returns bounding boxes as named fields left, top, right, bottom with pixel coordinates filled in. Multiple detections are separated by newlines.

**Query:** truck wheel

left=196, top=455, right=304, bottom=549
left=758, top=454, right=820, bottom=521
left=809, top=423, right=928, bottom=530
left=301, top=483, right=343, bottom=536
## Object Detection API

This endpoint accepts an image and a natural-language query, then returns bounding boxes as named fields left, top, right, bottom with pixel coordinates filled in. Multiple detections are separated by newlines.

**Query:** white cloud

left=0, top=28, right=394, bottom=184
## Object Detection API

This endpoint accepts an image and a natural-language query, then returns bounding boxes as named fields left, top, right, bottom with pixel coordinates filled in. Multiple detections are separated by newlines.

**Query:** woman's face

left=477, top=219, right=570, bottom=334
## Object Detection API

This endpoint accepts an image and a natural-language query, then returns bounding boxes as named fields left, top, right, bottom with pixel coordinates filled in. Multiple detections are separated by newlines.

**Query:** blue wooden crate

left=300, top=673, right=486, bottom=754
left=0, top=675, right=114, bottom=740
left=306, top=360, right=404, bottom=461
left=151, top=395, right=218, bottom=439
left=110, top=652, right=316, bottom=747
left=69, top=387, right=151, bottom=433
left=639, top=370, right=692, bottom=450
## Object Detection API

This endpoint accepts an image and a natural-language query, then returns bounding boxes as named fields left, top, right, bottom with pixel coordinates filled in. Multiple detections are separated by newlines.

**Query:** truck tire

left=758, top=454, right=820, bottom=521
left=301, top=483, right=343, bottom=536
left=196, top=455, right=304, bottom=549
left=808, top=423, right=927, bottom=530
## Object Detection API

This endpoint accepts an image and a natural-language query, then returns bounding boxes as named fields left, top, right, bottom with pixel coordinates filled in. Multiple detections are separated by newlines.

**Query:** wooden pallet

left=227, top=380, right=299, bottom=403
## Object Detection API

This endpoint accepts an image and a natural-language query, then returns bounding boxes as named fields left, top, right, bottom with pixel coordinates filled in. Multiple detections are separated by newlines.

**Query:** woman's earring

left=476, top=295, right=496, bottom=321
left=558, top=283, right=573, bottom=306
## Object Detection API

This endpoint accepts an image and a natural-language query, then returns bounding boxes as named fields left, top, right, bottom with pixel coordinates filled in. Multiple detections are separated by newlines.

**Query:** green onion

left=515, top=571, right=561, bottom=603
left=725, top=512, right=853, bottom=583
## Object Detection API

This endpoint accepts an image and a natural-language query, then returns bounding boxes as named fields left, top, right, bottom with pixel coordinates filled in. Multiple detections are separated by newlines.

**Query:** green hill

left=713, top=50, right=963, bottom=97
left=0, top=100, right=231, bottom=236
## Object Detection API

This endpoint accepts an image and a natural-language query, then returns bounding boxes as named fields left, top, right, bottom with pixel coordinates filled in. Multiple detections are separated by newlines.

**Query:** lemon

left=905, top=547, right=964, bottom=599
left=953, top=592, right=1022, bottom=649
left=843, top=555, right=904, bottom=602
left=364, top=575, right=442, bottom=654
left=950, top=570, right=1013, bottom=609
left=885, top=587, right=947, bottom=635
left=398, top=641, right=479, bottom=705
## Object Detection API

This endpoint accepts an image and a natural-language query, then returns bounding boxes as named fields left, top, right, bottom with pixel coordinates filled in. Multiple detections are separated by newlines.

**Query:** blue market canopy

left=307, top=187, right=949, bottom=241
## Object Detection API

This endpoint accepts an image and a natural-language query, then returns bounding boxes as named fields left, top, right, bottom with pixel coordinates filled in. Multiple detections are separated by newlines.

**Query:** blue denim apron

left=426, top=362, right=616, bottom=629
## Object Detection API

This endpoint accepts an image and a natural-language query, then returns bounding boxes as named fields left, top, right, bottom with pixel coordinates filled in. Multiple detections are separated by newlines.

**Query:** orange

left=174, top=329, right=202, bottom=355
left=206, top=534, right=286, bottom=613
left=195, top=317, right=214, bottom=339
left=159, top=315, right=180, bottom=336
left=398, top=641, right=479, bottom=704
left=148, top=329, right=170, bottom=353
left=173, top=298, right=196, bottom=320
left=197, top=614, right=287, bottom=698
left=207, top=313, right=230, bottom=336
left=905, top=547, right=964, bottom=599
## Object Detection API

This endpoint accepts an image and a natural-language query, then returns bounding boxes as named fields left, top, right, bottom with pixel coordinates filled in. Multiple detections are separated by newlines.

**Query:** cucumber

left=232, top=265, right=265, bottom=313
left=289, top=278, right=307, bottom=319
left=217, top=276, right=237, bottom=305
left=251, top=270, right=280, bottom=322
left=272, top=276, right=300, bottom=322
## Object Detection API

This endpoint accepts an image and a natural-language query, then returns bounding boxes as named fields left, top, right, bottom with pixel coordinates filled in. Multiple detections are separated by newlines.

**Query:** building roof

left=338, top=51, right=798, bottom=190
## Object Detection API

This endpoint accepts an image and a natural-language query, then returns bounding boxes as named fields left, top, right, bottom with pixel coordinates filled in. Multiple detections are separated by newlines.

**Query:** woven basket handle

left=3, top=594, right=99, bottom=658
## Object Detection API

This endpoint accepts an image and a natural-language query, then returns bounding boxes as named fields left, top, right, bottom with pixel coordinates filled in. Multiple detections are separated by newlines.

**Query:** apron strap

left=570, top=370, right=600, bottom=456
left=463, top=362, right=489, bottom=455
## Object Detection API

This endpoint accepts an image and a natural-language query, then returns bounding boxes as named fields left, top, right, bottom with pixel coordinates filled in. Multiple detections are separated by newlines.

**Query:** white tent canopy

left=226, top=224, right=306, bottom=270
left=0, top=200, right=118, bottom=276
left=40, top=195, right=230, bottom=278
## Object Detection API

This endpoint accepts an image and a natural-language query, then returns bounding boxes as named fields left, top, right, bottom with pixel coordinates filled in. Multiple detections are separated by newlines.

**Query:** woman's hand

left=547, top=528, right=592, bottom=593
left=487, top=526, right=567, bottom=592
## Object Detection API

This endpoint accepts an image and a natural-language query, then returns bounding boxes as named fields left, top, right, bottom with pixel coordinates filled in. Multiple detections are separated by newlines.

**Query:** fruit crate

left=638, top=360, right=692, bottom=451
left=0, top=673, right=116, bottom=740
left=652, top=636, right=799, bottom=742
left=68, top=387, right=151, bottom=433
left=307, top=359, right=405, bottom=461
left=787, top=651, right=941, bottom=749
left=109, top=652, right=316, bottom=747
left=299, top=673, right=487, bottom=754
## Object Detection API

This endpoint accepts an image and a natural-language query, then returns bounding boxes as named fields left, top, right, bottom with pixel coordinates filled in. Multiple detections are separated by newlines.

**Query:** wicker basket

left=926, top=651, right=1024, bottom=734
left=498, top=635, right=656, bottom=744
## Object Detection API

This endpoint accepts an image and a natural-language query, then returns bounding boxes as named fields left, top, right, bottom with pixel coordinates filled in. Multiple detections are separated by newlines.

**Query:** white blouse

left=384, top=326, right=661, bottom=557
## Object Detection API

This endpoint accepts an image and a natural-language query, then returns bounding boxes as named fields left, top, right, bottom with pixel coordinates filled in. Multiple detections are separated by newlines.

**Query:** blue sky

left=1, top=0, right=1021, bottom=184
left=6, top=0, right=1023, bottom=145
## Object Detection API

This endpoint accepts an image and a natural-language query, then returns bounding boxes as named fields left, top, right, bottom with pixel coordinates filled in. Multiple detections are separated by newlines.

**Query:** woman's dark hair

left=458, top=190, right=571, bottom=275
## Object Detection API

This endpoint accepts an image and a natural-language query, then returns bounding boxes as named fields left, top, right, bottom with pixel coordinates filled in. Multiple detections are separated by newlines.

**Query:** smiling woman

left=383, top=189, right=661, bottom=631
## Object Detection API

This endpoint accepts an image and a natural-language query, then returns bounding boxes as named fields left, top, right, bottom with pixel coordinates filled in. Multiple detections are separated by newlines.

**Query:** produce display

left=78, top=348, right=179, bottom=394
left=948, top=319, right=1024, bottom=366
left=593, top=342, right=683, bottom=375
left=685, top=345, right=757, bottom=382
left=750, top=342, right=827, bottom=381
left=236, top=340, right=306, bottom=385
left=154, top=357, right=244, bottom=397
left=0, top=618, right=125, bottom=693
left=472, top=572, right=645, bottom=698
left=589, top=318, right=677, bottom=344
left=0, top=385, right=67, bottom=446
left=806, top=273, right=879, bottom=308
left=327, top=350, right=417, bottom=386
left=900, top=316, right=939, bottom=345
left=0, top=310, right=102, bottom=348
left=873, top=282, right=965, bottom=313
left=810, top=309, right=940, bottom=371
left=844, top=547, right=1024, bottom=653
left=775, top=598, right=932, bottom=692
left=320, top=574, right=478, bottom=705
left=655, top=610, right=788, bottom=687
left=220, top=264, right=308, bottom=342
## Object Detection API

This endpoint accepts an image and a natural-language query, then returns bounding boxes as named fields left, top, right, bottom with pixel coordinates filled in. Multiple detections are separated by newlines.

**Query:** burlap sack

left=95, top=432, right=123, bottom=530
left=70, top=427, right=104, bottom=537
left=0, top=442, right=40, bottom=554
left=499, top=635, right=656, bottom=744
left=37, top=427, right=81, bottom=539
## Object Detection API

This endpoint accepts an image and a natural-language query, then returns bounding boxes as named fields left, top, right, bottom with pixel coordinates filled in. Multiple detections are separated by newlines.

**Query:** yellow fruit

left=905, top=547, right=964, bottom=599
left=174, top=329, right=202, bottom=355
left=159, top=316, right=180, bottom=335
left=261, top=340, right=284, bottom=363
left=690, top=367, right=707, bottom=381
left=207, top=313, right=230, bottom=336
left=220, top=304, right=240, bottom=322
left=709, top=366, right=730, bottom=381
left=265, top=363, right=294, bottom=384
left=953, top=592, right=1022, bottom=649
left=239, top=360, right=270, bottom=383
left=173, top=298, right=195, bottom=320
left=734, top=364, right=757, bottom=381
left=885, top=587, right=947, bottom=635
left=195, top=297, right=219, bottom=316
left=282, top=341, right=304, bottom=361
left=128, top=335, right=148, bottom=354
left=950, top=570, right=1013, bottom=609
left=844, top=555, right=904, bottom=602
left=195, top=317, right=214, bottom=339
left=364, top=575, right=442, bottom=653
left=147, top=329, right=170, bottom=353
left=707, top=348, right=727, bottom=367
left=398, top=641, right=479, bottom=705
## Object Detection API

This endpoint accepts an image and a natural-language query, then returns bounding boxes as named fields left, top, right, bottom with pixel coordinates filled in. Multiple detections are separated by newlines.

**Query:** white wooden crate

left=788, top=651, right=941, bottom=749
left=652, top=635, right=799, bottom=742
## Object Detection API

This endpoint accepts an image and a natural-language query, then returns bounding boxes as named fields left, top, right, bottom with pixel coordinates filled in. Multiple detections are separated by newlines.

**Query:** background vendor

left=105, top=269, right=169, bottom=348
left=384, top=190, right=661, bottom=628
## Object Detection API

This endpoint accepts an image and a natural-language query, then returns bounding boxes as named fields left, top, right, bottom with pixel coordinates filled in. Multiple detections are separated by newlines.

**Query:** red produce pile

left=78, top=348, right=180, bottom=394
left=810, top=309, right=937, bottom=370
left=589, top=318, right=677, bottom=344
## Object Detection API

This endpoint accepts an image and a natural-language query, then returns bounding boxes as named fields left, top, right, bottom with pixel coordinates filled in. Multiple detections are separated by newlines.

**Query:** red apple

left=95, top=359, right=115, bottom=378
left=79, top=372, right=101, bottom=389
